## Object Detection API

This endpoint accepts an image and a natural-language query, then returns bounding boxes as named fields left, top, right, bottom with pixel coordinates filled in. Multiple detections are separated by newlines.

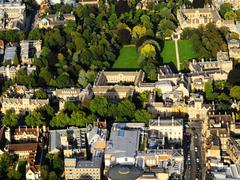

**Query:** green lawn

left=178, top=40, right=198, bottom=69
left=112, top=45, right=140, bottom=69
left=161, top=41, right=176, bottom=64
left=112, top=40, right=198, bottom=70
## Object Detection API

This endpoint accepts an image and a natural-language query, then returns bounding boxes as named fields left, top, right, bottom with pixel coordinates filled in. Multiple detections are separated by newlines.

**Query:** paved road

left=184, top=120, right=206, bottom=180
left=174, top=39, right=180, bottom=71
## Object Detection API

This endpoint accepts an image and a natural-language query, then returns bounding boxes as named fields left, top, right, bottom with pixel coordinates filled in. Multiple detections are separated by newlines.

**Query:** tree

left=50, top=112, right=69, bottom=128
left=219, top=3, right=232, bottom=17
left=2, top=110, right=18, bottom=127
left=25, top=111, right=45, bottom=127
left=78, top=70, right=88, bottom=88
left=40, top=166, right=49, bottom=180
left=117, top=99, right=136, bottom=119
left=218, top=93, right=229, bottom=101
left=89, top=96, right=108, bottom=117
left=133, top=25, right=147, bottom=39
left=140, top=44, right=156, bottom=58
left=205, top=82, right=217, bottom=101
left=13, top=54, right=19, bottom=65
left=34, top=89, right=47, bottom=99
left=52, top=155, right=64, bottom=173
left=224, top=11, right=237, bottom=20
left=64, top=102, right=82, bottom=114
left=0, top=153, right=12, bottom=178
left=117, top=29, right=131, bottom=45
left=134, top=109, right=152, bottom=124
left=48, top=172, right=57, bottom=180
left=7, top=167, right=21, bottom=180
left=230, top=86, right=240, bottom=100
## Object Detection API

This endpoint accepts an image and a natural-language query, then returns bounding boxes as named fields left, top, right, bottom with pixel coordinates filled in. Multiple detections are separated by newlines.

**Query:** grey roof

left=49, top=127, right=86, bottom=152
left=105, top=127, right=140, bottom=158
left=4, top=46, right=16, bottom=61
left=65, top=151, right=103, bottom=169
left=108, top=165, right=144, bottom=180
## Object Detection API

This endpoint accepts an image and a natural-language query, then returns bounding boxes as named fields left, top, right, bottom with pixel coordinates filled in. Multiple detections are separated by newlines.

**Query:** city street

left=184, top=120, right=206, bottom=180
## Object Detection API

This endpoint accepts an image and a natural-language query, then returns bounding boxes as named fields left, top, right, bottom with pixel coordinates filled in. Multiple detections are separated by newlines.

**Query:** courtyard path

left=174, top=39, right=180, bottom=71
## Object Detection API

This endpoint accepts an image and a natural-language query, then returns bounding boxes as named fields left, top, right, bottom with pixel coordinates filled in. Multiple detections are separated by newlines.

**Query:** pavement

left=184, top=120, right=206, bottom=180
left=174, top=39, right=181, bottom=71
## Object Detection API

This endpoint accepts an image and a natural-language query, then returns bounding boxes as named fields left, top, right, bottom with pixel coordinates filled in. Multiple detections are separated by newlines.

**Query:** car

left=196, top=158, right=199, bottom=163
left=194, top=134, right=198, bottom=139
left=194, top=146, right=198, bottom=152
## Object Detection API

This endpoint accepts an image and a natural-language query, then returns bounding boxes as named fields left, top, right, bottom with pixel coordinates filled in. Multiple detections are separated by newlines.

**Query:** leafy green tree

left=89, top=96, right=108, bottom=117
left=2, top=110, right=18, bottom=127
left=34, top=89, right=47, bottom=99
left=7, top=167, right=21, bottom=180
left=78, top=70, right=88, bottom=88
left=25, top=111, right=45, bottom=127
left=50, top=112, right=69, bottom=128
left=230, top=86, right=240, bottom=100
left=40, top=166, right=49, bottom=180
left=224, top=11, right=237, bottom=20
left=52, top=155, right=64, bottom=173
left=44, top=28, right=65, bottom=50
left=38, top=68, right=53, bottom=86
left=0, top=153, right=12, bottom=178
left=219, top=3, right=232, bottom=17
left=13, top=54, right=19, bottom=66
left=218, top=93, right=229, bottom=101
left=134, top=109, right=152, bottom=124
left=48, top=171, right=57, bottom=180
left=64, top=101, right=82, bottom=114
left=118, top=99, right=136, bottom=119
left=205, top=82, right=217, bottom=101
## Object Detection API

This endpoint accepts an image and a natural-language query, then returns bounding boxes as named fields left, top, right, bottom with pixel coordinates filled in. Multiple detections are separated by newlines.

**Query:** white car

left=194, top=147, right=198, bottom=152
left=196, top=158, right=199, bottom=163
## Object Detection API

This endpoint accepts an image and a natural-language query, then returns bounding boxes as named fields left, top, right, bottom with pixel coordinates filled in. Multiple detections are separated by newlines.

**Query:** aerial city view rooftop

left=0, top=0, right=239, bottom=179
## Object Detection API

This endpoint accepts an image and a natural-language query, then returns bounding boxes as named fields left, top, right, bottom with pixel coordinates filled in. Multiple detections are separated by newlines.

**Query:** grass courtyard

left=112, top=40, right=198, bottom=70
left=112, top=45, right=140, bottom=69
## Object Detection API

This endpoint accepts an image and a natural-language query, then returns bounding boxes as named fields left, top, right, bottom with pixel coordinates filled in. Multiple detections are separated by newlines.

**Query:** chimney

left=172, top=116, right=174, bottom=126
left=158, top=116, right=160, bottom=126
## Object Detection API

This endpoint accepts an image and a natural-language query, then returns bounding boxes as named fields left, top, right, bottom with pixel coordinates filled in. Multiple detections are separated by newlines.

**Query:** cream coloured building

left=0, top=65, right=36, bottom=80
left=177, top=7, right=222, bottom=29
left=177, top=7, right=239, bottom=34
left=0, top=0, right=25, bottom=30
left=228, top=39, right=240, bottom=60
left=20, top=40, right=42, bottom=64
left=213, top=0, right=240, bottom=9
left=149, top=117, right=183, bottom=143
left=36, top=12, right=75, bottom=29
left=64, top=151, right=103, bottom=180
left=1, top=97, right=49, bottom=114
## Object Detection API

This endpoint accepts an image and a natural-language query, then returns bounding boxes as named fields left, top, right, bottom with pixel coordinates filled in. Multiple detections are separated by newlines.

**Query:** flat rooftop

left=105, top=128, right=140, bottom=158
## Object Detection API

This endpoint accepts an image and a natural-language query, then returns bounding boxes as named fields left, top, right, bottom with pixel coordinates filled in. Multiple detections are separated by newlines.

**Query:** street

left=184, top=120, right=206, bottom=180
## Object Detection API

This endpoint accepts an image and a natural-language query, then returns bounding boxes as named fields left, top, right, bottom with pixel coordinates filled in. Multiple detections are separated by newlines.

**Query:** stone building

left=54, top=85, right=93, bottom=110
left=228, top=39, right=240, bottom=60
left=64, top=151, right=103, bottom=180
left=1, top=85, right=49, bottom=114
left=149, top=117, right=183, bottom=143
left=177, top=7, right=239, bottom=34
left=93, top=70, right=145, bottom=100
left=36, top=12, right=75, bottom=29
left=20, top=40, right=42, bottom=64
left=227, top=138, right=240, bottom=164
left=0, top=65, right=36, bottom=80
left=5, top=126, right=42, bottom=143
left=213, top=0, right=240, bottom=9
left=0, top=0, right=25, bottom=30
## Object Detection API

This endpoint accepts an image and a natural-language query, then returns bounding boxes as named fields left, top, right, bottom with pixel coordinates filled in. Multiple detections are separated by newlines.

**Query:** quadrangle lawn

left=112, top=40, right=199, bottom=70
left=112, top=45, right=140, bottom=69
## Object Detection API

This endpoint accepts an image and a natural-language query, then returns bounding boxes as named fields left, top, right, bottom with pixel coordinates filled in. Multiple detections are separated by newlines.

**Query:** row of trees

left=182, top=23, right=228, bottom=59
left=204, top=81, right=240, bottom=111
